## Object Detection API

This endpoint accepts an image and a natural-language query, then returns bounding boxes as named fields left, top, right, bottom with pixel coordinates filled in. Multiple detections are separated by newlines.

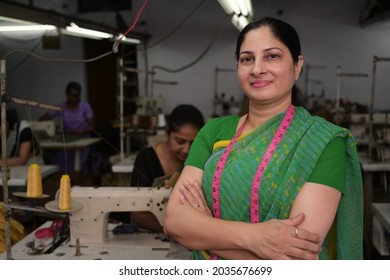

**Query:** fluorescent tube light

left=0, top=17, right=141, bottom=43
left=217, top=0, right=235, bottom=15
left=244, top=0, right=254, bottom=17
left=115, top=34, right=141, bottom=45
left=218, top=0, right=253, bottom=30
left=0, top=25, right=56, bottom=32
left=64, top=22, right=113, bottom=40
left=231, top=14, right=250, bottom=30
left=0, top=16, right=38, bottom=25
left=237, top=1, right=249, bottom=16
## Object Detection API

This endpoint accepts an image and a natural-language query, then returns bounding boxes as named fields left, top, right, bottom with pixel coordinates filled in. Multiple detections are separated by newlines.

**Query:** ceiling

left=0, top=0, right=146, bottom=41
left=250, top=0, right=390, bottom=27
left=1, top=0, right=390, bottom=33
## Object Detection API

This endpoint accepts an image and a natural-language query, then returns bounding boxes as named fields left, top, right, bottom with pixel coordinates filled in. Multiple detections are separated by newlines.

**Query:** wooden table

left=40, top=138, right=101, bottom=171
left=359, top=153, right=390, bottom=259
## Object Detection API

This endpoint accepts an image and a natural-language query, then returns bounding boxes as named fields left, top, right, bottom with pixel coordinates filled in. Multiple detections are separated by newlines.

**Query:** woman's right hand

left=243, top=213, right=321, bottom=259
left=178, top=180, right=212, bottom=217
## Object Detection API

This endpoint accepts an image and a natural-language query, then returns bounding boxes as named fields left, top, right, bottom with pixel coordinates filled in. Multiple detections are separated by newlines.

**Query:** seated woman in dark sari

left=0, top=109, right=44, bottom=167
left=110, top=104, right=205, bottom=233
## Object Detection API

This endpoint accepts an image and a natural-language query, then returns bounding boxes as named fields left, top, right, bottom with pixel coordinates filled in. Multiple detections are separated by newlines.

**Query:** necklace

left=211, top=105, right=295, bottom=223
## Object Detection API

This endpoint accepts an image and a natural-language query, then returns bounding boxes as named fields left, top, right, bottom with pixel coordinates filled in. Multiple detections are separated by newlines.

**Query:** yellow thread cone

left=26, top=164, right=42, bottom=197
left=58, top=175, right=71, bottom=210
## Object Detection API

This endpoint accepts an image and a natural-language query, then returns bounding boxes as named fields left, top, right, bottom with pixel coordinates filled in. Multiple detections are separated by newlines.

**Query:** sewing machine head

left=29, top=120, right=56, bottom=139
left=69, top=186, right=171, bottom=245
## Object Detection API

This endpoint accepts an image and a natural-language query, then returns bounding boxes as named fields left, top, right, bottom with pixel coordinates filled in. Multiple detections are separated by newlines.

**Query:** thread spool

left=27, top=164, right=43, bottom=197
left=58, top=175, right=71, bottom=210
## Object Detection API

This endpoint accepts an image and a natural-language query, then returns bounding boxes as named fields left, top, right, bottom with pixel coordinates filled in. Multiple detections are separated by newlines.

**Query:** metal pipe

left=3, top=95, right=63, bottom=111
left=1, top=59, right=12, bottom=260
left=119, top=58, right=125, bottom=160
left=6, top=202, right=67, bottom=219
left=375, top=57, right=390, bottom=62
left=336, top=65, right=368, bottom=109
left=369, top=56, right=378, bottom=161
left=214, top=66, right=236, bottom=99
left=336, top=66, right=341, bottom=109
left=336, top=73, right=369, bottom=77
left=304, top=64, right=326, bottom=99
left=122, top=66, right=155, bottom=75
left=152, top=79, right=178, bottom=85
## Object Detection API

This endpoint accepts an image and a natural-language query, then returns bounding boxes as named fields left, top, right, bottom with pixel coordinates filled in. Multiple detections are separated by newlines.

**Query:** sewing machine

left=0, top=186, right=186, bottom=259
left=69, top=186, right=172, bottom=245
left=29, top=120, right=55, bottom=139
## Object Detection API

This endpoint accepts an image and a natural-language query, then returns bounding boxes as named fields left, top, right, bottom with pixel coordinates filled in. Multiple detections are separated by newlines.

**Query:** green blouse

left=185, top=115, right=346, bottom=193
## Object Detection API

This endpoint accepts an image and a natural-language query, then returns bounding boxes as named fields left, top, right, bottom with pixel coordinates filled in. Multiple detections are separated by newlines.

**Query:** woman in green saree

left=164, top=17, right=363, bottom=260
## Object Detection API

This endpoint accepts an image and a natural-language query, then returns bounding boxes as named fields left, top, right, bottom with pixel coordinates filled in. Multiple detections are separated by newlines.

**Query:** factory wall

left=1, top=0, right=390, bottom=122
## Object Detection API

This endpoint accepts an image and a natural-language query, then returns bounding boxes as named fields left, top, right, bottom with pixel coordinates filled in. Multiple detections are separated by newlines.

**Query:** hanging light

left=218, top=0, right=253, bottom=30
left=64, top=22, right=113, bottom=40
left=115, top=34, right=141, bottom=45
left=0, top=25, right=56, bottom=32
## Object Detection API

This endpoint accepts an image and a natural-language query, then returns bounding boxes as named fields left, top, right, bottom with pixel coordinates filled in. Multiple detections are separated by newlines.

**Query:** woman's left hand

left=179, top=180, right=212, bottom=217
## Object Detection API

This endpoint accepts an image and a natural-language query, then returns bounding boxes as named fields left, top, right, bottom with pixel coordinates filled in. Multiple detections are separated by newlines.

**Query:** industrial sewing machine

left=69, top=186, right=172, bottom=245
left=0, top=186, right=182, bottom=259
left=29, top=120, right=56, bottom=139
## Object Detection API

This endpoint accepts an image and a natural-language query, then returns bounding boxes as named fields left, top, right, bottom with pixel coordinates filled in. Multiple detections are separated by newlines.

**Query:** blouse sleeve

left=19, top=127, right=33, bottom=143
left=307, top=136, right=346, bottom=193
left=185, top=116, right=239, bottom=170
left=130, top=147, right=164, bottom=187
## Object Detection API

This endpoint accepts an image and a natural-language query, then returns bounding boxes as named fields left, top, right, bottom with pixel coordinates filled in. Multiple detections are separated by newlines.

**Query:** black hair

left=0, top=108, right=19, bottom=130
left=65, top=81, right=82, bottom=94
left=235, top=17, right=306, bottom=107
left=166, top=104, right=205, bottom=135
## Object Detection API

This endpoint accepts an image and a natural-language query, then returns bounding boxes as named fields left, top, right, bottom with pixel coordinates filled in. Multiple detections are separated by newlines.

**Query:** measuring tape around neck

left=212, top=105, right=295, bottom=223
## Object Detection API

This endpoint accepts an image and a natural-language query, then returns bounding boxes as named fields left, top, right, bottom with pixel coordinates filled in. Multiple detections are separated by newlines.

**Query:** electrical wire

left=148, top=0, right=206, bottom=49
left=122, top=0, right=207, bottom=59
left=151, top=13, right=229, bottom=74
left=2, top=0, right=149, bottom=61
left=112, top=0, right=149, bottom=53
left=7, top=35, right=42, bottom=74
left=2, top=49, right=114, bottom=63
left=1, top=0, right=150, bottom=168
left=121, top=0, right=208, bottom=98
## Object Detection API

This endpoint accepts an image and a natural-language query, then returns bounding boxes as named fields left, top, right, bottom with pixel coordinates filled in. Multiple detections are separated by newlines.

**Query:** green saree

left=191, top=107, right=363, bottom=260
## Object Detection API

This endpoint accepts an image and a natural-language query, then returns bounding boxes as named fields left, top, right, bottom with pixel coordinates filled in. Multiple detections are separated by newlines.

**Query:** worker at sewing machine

left=0, top=108, right=44, bottom=167
left=39, top=81, right=99, bottom=173
left=111, top=104, right=205, bottom=232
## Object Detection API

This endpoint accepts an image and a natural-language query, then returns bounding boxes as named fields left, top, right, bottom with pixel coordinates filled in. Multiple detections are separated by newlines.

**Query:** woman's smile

left=251, top=79, right=272, bottom=88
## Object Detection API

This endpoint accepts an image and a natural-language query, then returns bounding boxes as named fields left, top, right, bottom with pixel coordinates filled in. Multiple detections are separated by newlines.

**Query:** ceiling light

left=0, top=15, right=39, bottom=25
left=64, top=22, right=113, bottom=40
left=231, top=14, right=250, bottom=31
left=115, top=34, right=141, bottom=45
left=218, top=0, right=253, bottom=30
left=0, top=16, right=142, bottom=44
left=0, top=25, right=56, bottom=32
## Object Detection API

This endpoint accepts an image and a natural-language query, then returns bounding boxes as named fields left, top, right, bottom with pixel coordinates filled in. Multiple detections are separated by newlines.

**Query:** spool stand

left=1, top=59, right=64, bottom=259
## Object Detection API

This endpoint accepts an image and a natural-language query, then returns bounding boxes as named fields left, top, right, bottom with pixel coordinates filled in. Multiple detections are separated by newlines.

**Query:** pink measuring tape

left=212, top=105, right=295, bottom=224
